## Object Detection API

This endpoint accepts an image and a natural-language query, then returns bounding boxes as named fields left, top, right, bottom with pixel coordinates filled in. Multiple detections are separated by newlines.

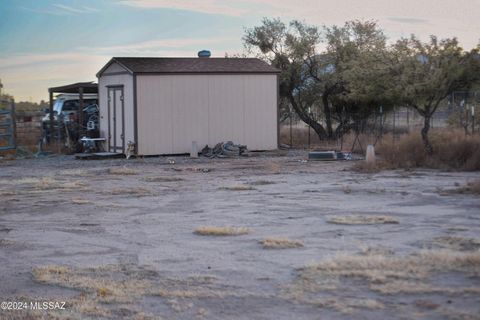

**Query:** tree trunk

left=322, top=94, right=333, bottom=139
left=334, top=120, right=352, bottom=138
left=289, top=96, right=327, bottom=140
left=421, top=114, right=433, bottom=155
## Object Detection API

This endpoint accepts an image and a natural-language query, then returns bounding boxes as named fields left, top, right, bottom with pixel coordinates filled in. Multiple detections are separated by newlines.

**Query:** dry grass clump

left=72, top=198, right=93, bottom=205
left=33, top=264, right=150, bottom=303
left=0, top=238, right=16, bottom=246
left=59, top=169, right=92, bottom=177
left=143, top=176, right=183, bottom=182
left=102, top=187, right=153, bottom=196
left=265, top=162, right=282, bottom=174
left=108, top=167, right=138, bottom=175
left=0, top=177, right=42, bottom=185
left=327, top=215, right=399, bottom=225
left=219, top=185, right=255, bottom=191
left=31, top=263, right=254, bottom=318
left=282, top=250, right=480, bottom=315
left=293, top=250, right=480, bottom=295
left=358, top=245, right=394, bottom=256
left=430, top=236, right=480, bottom=251
left=308, top=298, right=385, bottom=314
left=0, top=190, right=16, bottom=196
left=452, top=179, right=480, bottom=195
left=194, top=226, right=251, bottom=236
left=370, top=280, right=480, bottom=295
left=260, top=237, right=304, bottom=249
left=373, top=130, right=480, bottom=171
left=352, top=161, right=386, bottom=173
left=248, top=180, right=276, bottom=186
left=0, top=177, right=86, bottom=191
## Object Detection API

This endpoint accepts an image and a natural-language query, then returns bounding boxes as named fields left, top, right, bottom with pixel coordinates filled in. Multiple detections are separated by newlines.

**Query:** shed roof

left=98, top=57, right=279, bottom=76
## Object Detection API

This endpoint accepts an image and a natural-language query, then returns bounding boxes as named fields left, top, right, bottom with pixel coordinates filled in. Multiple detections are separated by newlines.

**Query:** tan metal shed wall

left=136, top=74, right=277, bottom=155
left=98, top=72, right=135, bottom=149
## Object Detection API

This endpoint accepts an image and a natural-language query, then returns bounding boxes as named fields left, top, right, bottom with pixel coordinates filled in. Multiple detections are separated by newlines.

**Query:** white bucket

left=190, top=141, right=198, bottom=158
left=365, top=145, right=375, bottom=164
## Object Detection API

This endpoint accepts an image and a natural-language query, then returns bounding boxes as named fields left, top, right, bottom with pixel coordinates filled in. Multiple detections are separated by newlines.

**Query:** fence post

left=392, top=106, right=396, bottom=144
left=49, top=91, right=53, bottom=145
left=10, top=99, right=16, bottom=149
left=289, top=110, right=293, bottom=147
left=406, top=108, right=410, bottom=133
left=472, top=105, right=475, bottom=134
left=307, top=123, right=311, bottom=149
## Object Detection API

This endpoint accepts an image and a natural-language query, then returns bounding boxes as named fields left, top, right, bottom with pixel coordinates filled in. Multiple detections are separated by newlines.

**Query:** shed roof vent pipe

left=198, top=50, right=211, bottom=58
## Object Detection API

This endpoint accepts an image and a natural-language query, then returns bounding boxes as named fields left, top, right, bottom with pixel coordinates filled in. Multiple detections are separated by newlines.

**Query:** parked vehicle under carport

left=44, top=82, right=99, bottom=152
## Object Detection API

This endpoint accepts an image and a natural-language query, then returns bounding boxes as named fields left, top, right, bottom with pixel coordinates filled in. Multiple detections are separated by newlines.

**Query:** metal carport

left=47, top=82, right=98, bottom=144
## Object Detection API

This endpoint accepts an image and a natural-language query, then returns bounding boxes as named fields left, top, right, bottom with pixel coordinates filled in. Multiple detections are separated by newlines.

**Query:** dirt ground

left=0, top=151, right=479, bottom=319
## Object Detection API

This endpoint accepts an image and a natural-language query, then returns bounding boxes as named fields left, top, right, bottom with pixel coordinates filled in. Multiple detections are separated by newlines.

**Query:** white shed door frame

left=107, top=86, right=125, bottom=153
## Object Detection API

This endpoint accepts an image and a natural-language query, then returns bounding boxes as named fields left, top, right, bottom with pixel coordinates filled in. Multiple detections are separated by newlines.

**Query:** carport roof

left=98, top=57, right=280, bottom=76
left=48, top=82, right=98, bottom=94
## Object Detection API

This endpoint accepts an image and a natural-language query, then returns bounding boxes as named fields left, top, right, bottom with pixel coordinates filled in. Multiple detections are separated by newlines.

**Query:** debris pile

left=201, top=141, right=247, bottom=158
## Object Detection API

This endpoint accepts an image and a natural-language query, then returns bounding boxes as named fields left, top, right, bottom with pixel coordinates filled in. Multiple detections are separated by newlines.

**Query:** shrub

left=366, top=130, right=480, bottom=171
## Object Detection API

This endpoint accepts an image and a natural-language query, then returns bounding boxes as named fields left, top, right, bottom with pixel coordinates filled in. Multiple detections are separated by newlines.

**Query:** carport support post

left=49, top=90, right=53, bottom=145
left=79, top=87, right=84, bottom=139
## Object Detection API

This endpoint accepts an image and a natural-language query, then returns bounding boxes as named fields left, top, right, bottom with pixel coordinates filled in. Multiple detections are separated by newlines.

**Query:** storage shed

left=96, top=56, right=280, bottom=155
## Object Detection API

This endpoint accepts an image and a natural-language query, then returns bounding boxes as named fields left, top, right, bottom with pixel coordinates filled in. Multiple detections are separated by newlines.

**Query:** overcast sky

left=1, top=0, right=479, bottom=102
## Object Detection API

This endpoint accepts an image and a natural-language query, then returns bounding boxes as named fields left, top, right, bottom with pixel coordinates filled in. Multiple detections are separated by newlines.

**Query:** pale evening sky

left=0, top=0, right=479, bottom=102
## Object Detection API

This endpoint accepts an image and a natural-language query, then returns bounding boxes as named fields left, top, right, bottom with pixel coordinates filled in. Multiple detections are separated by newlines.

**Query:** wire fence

left=0, top=98, right=16, bottom=151
left=280, top=101, right=479, bottom=153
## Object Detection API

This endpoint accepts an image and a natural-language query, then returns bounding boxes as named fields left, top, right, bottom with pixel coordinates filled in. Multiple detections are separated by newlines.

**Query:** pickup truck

left=42, top=93, right=99, bottom=144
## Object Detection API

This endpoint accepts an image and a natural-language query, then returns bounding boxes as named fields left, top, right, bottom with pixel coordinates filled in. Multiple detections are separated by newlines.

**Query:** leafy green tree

left=244, top=18, right=395, bottom=140
left=392, top=36, right=480, bottom=153
left=315, top=20, right=395, bottom=137
left=244, top=18, right=330, bottom=139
